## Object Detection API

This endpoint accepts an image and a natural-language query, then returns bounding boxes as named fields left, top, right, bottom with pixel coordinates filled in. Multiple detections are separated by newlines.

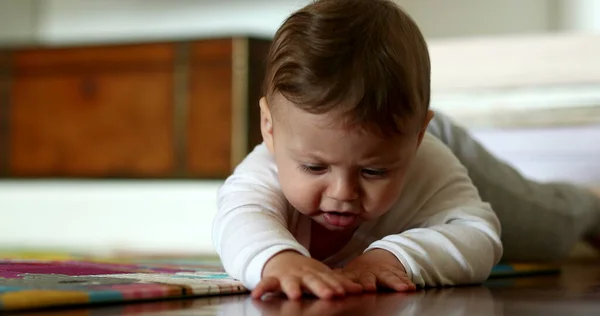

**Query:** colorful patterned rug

left=0, top=251, right=246, bottom=312
left=0, top=250, right=560, bottom=312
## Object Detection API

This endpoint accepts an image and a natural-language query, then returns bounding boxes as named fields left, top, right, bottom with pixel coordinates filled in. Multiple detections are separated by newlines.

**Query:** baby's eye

left=299, top=164, right=328, bottom=174
left=361, top=168, right=388, bottom=178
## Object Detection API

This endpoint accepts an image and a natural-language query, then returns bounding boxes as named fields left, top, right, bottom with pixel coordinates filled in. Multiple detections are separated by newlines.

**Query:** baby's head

left=259, top=0, right=433, bottom=231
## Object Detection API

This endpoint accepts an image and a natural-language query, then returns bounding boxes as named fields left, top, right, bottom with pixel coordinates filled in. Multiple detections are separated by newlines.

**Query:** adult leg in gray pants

left=427, top=111, right=600, bottom=261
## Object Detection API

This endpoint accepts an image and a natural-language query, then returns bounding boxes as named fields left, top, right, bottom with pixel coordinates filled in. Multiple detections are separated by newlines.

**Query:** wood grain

left=0, top=51, right=10, bottom=175
left=9, top=44, right=175, bottom=177
left=13, top=44, right=173, bottom=71
left=5, top=38, right=272, bottom=179
left=187, top=39, right=233, bottom=177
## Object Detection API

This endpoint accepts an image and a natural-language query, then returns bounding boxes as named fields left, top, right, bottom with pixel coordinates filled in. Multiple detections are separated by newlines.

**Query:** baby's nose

left=327, top=178, right=359, bottom=202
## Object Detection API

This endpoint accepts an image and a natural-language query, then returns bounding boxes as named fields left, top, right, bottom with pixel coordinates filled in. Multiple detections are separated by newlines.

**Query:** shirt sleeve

left=211, top=144, right=310, bottom=289
left=365, top=136, right=503, bottom=287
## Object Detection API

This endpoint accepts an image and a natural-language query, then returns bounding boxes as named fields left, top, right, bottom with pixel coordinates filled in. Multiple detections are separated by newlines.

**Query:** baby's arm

left=212, top=144, right=361, bottom=298
left=365, top=137, right=503, bottom=287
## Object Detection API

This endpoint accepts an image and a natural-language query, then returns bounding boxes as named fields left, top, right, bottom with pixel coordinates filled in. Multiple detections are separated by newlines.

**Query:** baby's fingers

left=318, top=272, right=363, bottom=295
left=357, top=273, right=378, bottom=292
left=280, top=276, right=303, bottom=300
left=251, top=277, right=281, bottom=299
left=336, top=270, right=373, bottom=293
left=302, top=274, right=337, bottom=299
left=336, top=276, right=364, bottom=294
left=328, top=270, right=363, bottom=294
left=377, top=271, right=416, bottom=292
left=316, top=273, right=346, bottom=296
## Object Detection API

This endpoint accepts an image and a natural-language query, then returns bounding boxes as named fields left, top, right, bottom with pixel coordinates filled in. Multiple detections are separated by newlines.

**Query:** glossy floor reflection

left=11, top=261, right=600, bottom=316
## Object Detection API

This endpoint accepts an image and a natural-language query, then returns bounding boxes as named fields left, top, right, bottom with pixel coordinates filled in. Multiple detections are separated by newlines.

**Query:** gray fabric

left=427, top=111, right=600, bottom=261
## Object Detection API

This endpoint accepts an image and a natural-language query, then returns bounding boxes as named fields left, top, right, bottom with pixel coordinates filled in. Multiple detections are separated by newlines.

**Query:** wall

left=557, top=0, right=600, bottom=32
left=0, top=0, right=38, bottom=46
left=35, top=0, right=305, bottom=45
left=0, top=0, right=564, bottom=47
left=397, top=0, right=554, bottom=38
left=3, top=0, right=600, bottom=47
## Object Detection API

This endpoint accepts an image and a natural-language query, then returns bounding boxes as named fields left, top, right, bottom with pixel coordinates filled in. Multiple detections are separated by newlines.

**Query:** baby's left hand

left=337, top=249, right=417, bottom=292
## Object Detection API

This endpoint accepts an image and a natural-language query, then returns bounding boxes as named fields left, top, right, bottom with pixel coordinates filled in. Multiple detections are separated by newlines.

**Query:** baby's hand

left=252, top=250, right=363, bottom=300
left=337, top=249, right=417, bottom=292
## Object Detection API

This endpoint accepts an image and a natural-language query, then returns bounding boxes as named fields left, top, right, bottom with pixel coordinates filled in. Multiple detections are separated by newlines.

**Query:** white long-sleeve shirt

left=212, top=133, right=503, bottom=289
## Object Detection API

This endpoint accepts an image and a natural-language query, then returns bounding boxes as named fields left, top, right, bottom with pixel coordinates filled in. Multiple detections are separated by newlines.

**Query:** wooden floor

left=12, top=261, right=600, bottom=316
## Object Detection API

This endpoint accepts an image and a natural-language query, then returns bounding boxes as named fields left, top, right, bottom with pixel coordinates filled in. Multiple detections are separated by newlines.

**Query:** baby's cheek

left=283, top=176, right=322, bottom=213
left=364, top=183, right=403, bottom=217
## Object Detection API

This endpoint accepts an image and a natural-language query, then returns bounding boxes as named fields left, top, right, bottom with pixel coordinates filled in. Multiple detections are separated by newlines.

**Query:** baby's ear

left=259, top=97, right=275, bottom=153
left=417, top=110, right=435, bottom=147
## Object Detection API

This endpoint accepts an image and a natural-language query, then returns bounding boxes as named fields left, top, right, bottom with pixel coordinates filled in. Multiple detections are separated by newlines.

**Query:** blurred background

left=0, top=0, right=599, bottom=256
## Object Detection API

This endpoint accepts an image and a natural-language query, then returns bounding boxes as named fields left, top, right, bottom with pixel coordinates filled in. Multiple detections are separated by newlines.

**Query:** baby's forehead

left=271, top=96, right=352, bottom=125
left=280, top=116, right=414, bottom=159
left=275, top=107, right=359, bottom=135
left=278, top=108, right=407, bottom=141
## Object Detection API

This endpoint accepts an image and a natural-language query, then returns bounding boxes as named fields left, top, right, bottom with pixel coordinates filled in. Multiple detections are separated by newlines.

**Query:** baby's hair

left=263, top=0, right=431, bottom=136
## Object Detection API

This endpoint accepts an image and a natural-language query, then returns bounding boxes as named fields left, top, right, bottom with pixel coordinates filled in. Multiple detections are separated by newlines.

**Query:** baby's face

left=262, top=97, right=424, bottom=232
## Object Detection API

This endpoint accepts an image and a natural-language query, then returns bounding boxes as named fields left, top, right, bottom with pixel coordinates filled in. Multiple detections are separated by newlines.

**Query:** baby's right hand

left=251, top=250, right=363, bottom=300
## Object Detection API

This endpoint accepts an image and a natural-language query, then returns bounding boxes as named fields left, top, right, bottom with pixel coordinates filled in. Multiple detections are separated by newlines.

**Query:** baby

left=213, top=0, right=600, bottom=300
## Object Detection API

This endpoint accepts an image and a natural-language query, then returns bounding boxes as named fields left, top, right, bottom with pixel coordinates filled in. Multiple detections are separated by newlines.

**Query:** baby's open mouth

left=322, top=211, right=358, bottom=228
